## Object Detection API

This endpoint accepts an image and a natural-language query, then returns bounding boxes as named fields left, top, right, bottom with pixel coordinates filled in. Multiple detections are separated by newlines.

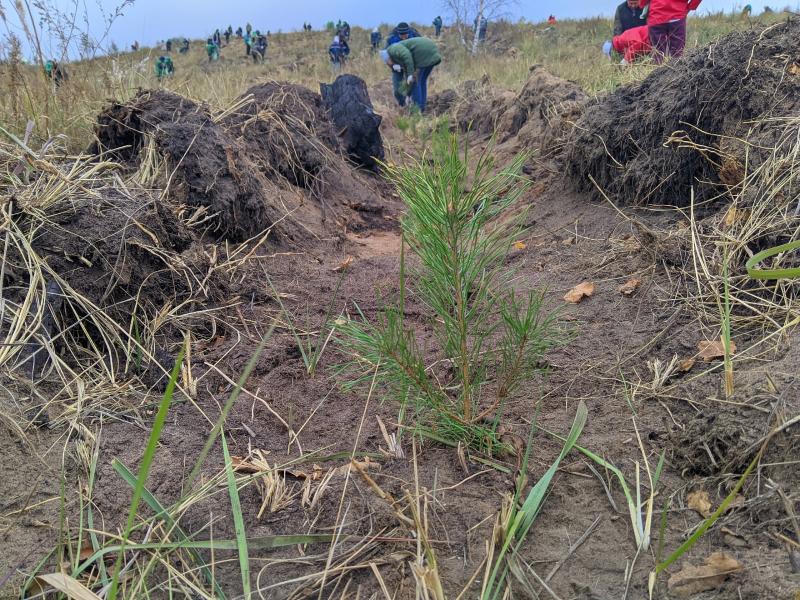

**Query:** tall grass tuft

left=336, top=136, right=563, bottom=451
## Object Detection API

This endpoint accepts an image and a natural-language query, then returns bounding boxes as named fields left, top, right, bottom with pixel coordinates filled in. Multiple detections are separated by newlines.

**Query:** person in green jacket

left=206, top=38, right=220, bottom=61
left=381, top=37, right=441, bottom=112
left=154, top=55, right=173, bottom=80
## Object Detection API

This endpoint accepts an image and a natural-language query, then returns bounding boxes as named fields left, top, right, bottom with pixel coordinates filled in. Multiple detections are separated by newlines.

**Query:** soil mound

left=565, top=20, right=800, bottom=206
left=320, top=74, right=384, bottom=170
left=224, top=81, right=340, bottom=190
left=92, top=90, right=286, bottom=242
left=430, top=67, right=588, bottom=157
left=93, top=83, right=388, bottom=243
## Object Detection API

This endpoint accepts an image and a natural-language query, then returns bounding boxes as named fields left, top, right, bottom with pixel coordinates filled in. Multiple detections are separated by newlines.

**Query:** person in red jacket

left=611, top=25, right=651, bottom=63
left=639, top=0, right=701, bottom=62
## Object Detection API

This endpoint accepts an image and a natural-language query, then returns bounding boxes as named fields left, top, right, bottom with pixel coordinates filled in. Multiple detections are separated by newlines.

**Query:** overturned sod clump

left=566, top=19, right=800, bottom=206
left=429, top=67, right=588, bottom=158
left=1, top=80, right=389, bottom=407
left=320, top=74, right=384, bottom=170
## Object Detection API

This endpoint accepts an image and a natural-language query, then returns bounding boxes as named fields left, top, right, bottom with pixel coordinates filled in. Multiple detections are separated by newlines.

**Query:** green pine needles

left=336, top=136, right=564, bottom=452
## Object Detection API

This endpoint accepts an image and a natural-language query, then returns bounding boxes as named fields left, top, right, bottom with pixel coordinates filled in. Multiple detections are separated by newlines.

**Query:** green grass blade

left=108, top=347, right=184, bottom=600
left=483, top=401, right=587, bottom=599
left=221, top=432, right=251, bottom=598
left=655, top=447, right=762, bottom=575
left=110, top=459, right=226, bottom=599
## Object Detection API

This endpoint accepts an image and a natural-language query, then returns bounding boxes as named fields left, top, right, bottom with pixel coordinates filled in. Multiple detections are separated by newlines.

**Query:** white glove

left=392, top=63, right=402, bottom=72
left=407, top=75, right=415, bottom=85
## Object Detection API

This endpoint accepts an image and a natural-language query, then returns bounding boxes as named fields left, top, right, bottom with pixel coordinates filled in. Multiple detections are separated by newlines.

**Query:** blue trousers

left=391, top=70, right=406, bottom=106
left=409, top=65, right=435, bottom=112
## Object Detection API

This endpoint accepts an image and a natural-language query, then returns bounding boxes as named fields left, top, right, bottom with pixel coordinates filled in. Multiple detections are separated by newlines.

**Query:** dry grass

left=0, top=12, right=790, bottom=152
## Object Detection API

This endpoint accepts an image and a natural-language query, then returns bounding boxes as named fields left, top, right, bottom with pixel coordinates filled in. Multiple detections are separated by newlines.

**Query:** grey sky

left=1, top=0, right=795, bottom=57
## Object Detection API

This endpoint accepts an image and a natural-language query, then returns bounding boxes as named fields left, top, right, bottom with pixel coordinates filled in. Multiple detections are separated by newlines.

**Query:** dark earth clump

left=320, top=74, right=384, bottom=170
left=91, top=89, right=282, bottom=242
left=565, top=19, right=800, bottom=206
left=224, top=80, right=341, bottom=190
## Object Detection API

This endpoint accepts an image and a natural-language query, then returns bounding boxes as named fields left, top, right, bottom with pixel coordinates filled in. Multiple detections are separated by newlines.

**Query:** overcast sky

left=1, top=0, right=795, bottom=57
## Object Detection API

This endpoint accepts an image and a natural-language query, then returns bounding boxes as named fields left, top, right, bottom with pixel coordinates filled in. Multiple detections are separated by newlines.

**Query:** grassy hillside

left=0, top=11, right=790, bottom=150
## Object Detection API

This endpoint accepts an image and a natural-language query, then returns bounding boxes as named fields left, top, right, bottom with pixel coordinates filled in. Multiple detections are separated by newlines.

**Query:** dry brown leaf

left=697, top=338, right=737, bottom=362
left=618, top=278, right=641, bottom=295
left=687, top=489, right=713, bottom=518
left=668, top=552, right=743, bottom=598
left=723, top=206, right=750, bottom=229
left=789, top=62, right=800, bottom=76
left=37, top=573, right=102, bottom=600
left=678, top=358, right=696, bottom=373
left=561, top=237, right=575, bottom=246
left=564, top=281, right=595, bottom=304
left=720, top=526, right=750, bottom=549
left=513, top=240, right=527, bottom=250
left=333, top=256, right=353, bottom=272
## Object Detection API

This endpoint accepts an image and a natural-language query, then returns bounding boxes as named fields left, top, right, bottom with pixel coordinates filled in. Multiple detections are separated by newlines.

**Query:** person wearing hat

left=384, top=22, right=420, bottom=107
left=381, top=36, right=441, bottom=113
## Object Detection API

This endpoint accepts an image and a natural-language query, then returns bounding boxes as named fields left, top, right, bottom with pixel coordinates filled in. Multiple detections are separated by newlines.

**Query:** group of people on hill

left=605, top=0, right=702, bottom=64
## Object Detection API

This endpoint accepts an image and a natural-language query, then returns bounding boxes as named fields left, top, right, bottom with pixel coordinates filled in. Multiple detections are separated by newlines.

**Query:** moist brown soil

left=2, top=65, right=799, bottom=600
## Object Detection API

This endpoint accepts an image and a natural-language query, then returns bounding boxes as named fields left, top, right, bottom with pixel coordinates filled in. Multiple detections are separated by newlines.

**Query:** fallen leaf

left=678, top=358, right=696, bottom=373
left=790, top=62, right=800, bottom=76
left=561, top=237, right=575, bottom=246
left=513, top=240, right=526, bottom=250
left=698, top=338, right=737, bottom=362
left=333, top=256, right=353, bottom=272
left=333, top=316, right=348, bottom=326
left=687, top=489, right=713, bottom=518
left=564, top=281, right=595, bottom=304
left=37, top=573, right=102, bottom=600
left=720, top=526, right=750, bottom=549
left=618, top=278, right=641, bottom=295
left=668, top=552, right=743, bottom=598
left=723, top=206, right=750, bottom=229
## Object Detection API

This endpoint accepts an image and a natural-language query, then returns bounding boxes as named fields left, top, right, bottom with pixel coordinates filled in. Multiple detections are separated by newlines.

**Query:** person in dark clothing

left=179, top=38, right=190, bottom=53
left=370, top=28, right=382, bottom=50
left=44, top=60, right=67, bottom=86
left=433, top=15, right=443, bottom=36
left=165, top=38, right=172, bottom=52
left=473, top=16, right=488, bottom=40
left=385, top=22, right=420, bottom=107
left=614, top=0, right=644, bottom=36
left=252, top=35, right=267, bottom=62
left=224, top=26, right=232, bottom=44
left=329, top=35, right=349, bottom=72
left=236, top=26, right=243, bottom=37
